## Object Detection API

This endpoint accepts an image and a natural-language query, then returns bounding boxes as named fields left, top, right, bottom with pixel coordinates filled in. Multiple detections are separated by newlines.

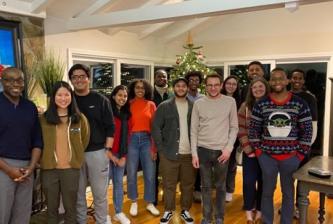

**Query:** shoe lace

left=163, top=212, right=172, bottom=218
left=182, top=210, right=191, bottom=218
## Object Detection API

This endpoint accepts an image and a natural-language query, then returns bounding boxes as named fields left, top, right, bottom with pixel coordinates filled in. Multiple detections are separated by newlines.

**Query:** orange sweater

left=130, top=98, right=156, bottom=133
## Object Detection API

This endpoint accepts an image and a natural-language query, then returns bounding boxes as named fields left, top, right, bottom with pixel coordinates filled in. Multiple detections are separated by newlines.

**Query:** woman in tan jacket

left=40, top=81, right=90, bottom=224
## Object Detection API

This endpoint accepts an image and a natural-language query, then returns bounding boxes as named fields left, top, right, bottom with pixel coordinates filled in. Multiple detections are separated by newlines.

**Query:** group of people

left=0, top=60, right=316, bottom=224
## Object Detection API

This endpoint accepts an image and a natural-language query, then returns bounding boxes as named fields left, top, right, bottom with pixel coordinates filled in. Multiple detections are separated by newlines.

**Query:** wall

left=192, top=1, right=333, bottom=64
left=44, top=17, right=183, bottom=66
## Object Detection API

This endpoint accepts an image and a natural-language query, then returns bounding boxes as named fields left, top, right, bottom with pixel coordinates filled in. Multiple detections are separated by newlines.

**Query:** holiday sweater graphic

left=248, top=92, right=313, bottom=160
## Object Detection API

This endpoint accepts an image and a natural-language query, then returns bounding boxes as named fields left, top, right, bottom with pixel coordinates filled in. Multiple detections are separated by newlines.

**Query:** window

left=0, top=20, right=22, bottom=92
left=90, top=63, right=114, bottom=96
left=72, top=59, right=116, bottom=97
left=229, top=64, right=271, bottom=87
left=121, top=63, right=151, bottom=86
left=209, top=66, right=224, bottom=79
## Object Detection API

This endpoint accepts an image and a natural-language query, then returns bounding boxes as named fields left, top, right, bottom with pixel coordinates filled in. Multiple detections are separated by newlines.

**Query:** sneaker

left=293, top=208, right=300, bottom=219
left=160, top=211, right=173, bottom=224
left=129, top=202, right=138, bottom=216
left=146, top=203, right=160, bottom=216
left=180, top=210, right=194, bottom=224
left=115, top=213, right=131, bottom=224
left=107, top=215, right=112, bottom=224
left=225, top=192, right=233, bottom=202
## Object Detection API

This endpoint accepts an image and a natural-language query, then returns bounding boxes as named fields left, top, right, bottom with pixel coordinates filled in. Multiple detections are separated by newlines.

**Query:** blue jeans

left=109, top=158, right=125, bottom=214
left=258, top=153, right=300, bottom=224
left=127, top=132, right=156, bottom=203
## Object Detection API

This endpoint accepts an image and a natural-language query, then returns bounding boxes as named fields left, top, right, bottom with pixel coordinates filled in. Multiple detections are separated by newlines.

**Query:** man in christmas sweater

left=249, top=68, right=312, bottom=224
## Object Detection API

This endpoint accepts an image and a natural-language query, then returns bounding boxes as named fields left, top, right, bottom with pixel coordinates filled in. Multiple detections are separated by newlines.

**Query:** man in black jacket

left=152, top=78, right=195, bottom=224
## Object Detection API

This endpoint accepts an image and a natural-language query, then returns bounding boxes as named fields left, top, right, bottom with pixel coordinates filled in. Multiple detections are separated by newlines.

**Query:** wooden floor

left=86, top=169, right=333, bottom=224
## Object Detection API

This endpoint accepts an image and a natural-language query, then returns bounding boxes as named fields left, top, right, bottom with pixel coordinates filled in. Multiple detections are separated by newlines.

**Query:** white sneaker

left=115, top=212, right=131, bottom=224
left=146, top=203, right=160, bottom=216
left=225, top=192, right=233, bottom=202
left=129, top=202, right=138, bottom=216
left=107, top=215, right=112, bottom=224
left=160, top=211, right=173, bottom=224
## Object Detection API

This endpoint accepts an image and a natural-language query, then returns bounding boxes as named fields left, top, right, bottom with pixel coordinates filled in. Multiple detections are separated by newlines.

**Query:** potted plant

left=33, top=50, right=65, bottom=97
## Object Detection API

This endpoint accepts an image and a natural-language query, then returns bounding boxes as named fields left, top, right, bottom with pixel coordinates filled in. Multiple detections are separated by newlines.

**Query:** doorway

left=277, top=62, right=327, bottom=156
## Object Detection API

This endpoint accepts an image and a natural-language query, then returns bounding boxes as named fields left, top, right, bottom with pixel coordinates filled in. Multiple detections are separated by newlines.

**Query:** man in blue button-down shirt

left=0, top=67, right=43, bottom=224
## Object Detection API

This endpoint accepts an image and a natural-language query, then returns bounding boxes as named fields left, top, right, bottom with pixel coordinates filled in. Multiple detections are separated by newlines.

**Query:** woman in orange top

left=126, top=79, right=160, bottom=217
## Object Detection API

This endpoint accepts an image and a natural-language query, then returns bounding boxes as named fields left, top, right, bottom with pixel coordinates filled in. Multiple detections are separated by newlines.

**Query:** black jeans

left=198, top=147, right=229, bottom=222
left=226, top=146, right=237, bottom=193
left=242, top=153, right=262, bottom=211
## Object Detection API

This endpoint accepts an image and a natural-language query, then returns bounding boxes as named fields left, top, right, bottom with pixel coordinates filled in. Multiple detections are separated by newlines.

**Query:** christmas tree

left=170, top=34, right=213, bottom=81
left=230, top=65, right=250, bottom=88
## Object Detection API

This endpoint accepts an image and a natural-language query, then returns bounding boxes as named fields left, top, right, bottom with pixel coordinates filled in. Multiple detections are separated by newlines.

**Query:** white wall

left=191, top=1, right=333, bottom=64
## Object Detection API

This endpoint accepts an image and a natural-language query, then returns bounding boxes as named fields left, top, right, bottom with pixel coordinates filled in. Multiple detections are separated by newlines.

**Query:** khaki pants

left=159, top=153, right=196, bottom=211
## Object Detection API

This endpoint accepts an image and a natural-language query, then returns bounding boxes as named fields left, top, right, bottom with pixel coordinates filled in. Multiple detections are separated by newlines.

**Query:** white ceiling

left=1, top=0, right=333, bottom=44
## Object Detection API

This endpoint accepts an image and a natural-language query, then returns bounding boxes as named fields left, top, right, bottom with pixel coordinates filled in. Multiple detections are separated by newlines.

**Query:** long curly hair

left=127, top=79, right=153, bottom=101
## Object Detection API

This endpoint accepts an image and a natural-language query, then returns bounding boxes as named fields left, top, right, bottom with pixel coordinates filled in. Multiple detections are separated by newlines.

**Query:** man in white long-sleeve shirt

left=191, top=73, right=239, bottom=224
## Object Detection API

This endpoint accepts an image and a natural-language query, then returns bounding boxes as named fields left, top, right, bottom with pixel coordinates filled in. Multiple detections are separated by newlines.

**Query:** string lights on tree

left=170, top=32, right=213, bottom=82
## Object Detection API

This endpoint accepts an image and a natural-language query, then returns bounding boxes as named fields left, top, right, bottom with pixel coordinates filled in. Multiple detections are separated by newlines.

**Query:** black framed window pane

left=121, top=64, right=149, bottom=86
left=209, top=66, right=224, bottom=80
left=90, top=63, right=114, bottom=97
left=229, top=64, right=271, bottom=87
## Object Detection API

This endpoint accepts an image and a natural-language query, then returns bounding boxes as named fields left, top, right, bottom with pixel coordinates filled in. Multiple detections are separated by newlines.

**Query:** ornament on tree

left=196, top=51, right=204, bottom=61
left=176, top=56, right=181, bottom=65
left=170, top=32, right=213, bottom=84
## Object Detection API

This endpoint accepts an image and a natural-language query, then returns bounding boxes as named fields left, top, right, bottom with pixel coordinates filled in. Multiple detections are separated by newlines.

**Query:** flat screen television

left=0, top=20, right=23, bottom=92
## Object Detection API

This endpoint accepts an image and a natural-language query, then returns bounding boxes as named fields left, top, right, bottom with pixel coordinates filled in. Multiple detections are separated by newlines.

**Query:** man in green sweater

left=191, top=73, right=239, bottom=224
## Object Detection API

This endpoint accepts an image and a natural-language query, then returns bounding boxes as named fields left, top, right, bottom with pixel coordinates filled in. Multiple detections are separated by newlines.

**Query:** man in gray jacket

left=152, top=77, right=195, bottom=224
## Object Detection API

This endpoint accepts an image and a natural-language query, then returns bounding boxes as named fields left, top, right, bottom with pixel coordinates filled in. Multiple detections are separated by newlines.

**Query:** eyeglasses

left=1, top=78, right=24, bottom=85
left=71, top=75, right=88, bottom=81
left=206, top=84, right=221, bottom=89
